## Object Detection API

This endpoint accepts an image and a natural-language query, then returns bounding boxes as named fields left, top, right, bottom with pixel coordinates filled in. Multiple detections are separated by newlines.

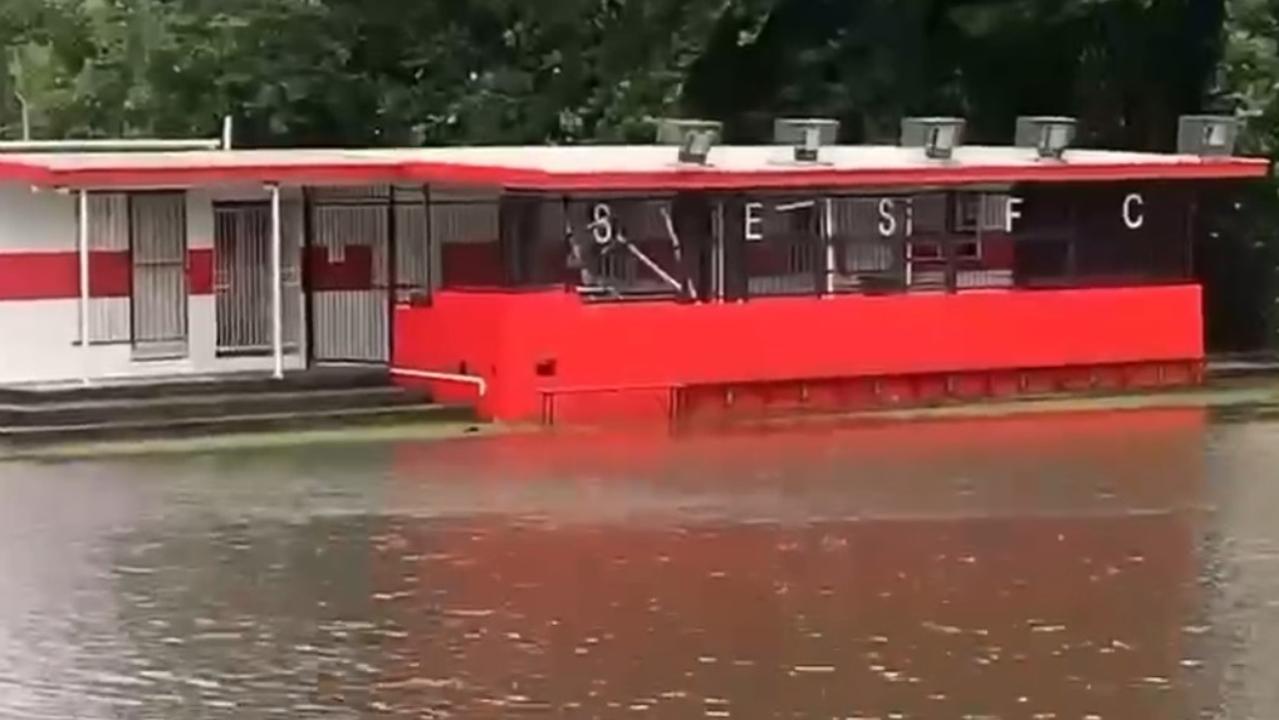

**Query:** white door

left=213, top=203, right=301, bottom=355
left=130, top=192, right=188, bottom=359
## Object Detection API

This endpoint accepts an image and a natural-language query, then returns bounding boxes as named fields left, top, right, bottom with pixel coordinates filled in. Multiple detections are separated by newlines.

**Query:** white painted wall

left=0, top=183, right=308, bottom=386
left=0, top=185, right=77, bottom=252
left=0, top=298, right=308, bottom=385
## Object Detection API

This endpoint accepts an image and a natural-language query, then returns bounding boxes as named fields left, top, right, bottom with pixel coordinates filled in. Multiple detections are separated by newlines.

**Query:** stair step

left=1, top=403, right=476, bottom=445
left=0, top=367, right=391, bottom=404
left=0, top=386, right=428, bottom=427
left=1207, top=360, right=1279, bottom=380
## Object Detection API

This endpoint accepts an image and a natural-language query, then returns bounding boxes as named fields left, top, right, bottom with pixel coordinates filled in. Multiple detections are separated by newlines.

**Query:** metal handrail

left=538, top=382, right=686, bottom=427
left=390, top=367, right=488, bottom=397
left=540, top=382, right=685, bottom=396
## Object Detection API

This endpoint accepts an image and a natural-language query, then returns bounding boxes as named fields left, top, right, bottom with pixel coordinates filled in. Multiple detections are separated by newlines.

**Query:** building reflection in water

left=372, top=409, right=1211, bottom=719
left=1, top=407, right=1225, bottom=718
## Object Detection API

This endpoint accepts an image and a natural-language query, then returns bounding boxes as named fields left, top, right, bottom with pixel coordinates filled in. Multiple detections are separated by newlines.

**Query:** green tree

left=1204, top=0, right=1279, bottom=350
left=1, top=0, right=1274, bottom=347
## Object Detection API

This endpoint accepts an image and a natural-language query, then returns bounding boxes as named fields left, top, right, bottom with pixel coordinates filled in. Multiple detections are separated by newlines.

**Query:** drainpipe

left=15, top=90, right=31, bottom=141
left=824, top=197, right=835, bottom=295
left=269, top=183, right=284, bottom=380
left=77, top=189, right=91, bottom=385
left=13, top=46, right=32, bottom=141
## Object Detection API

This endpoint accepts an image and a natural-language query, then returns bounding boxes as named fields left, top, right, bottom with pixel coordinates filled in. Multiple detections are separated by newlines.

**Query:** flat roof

left=0, top=144, right=1267, bottom=190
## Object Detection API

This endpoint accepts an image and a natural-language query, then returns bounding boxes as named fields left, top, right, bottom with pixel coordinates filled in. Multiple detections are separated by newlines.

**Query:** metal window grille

left=86, top=192, right=131, bottom=344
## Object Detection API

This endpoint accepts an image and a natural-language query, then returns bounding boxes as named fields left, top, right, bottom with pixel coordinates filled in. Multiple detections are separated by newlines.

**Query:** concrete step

left=0, top=366, right=391, bottom=405
left=1207, top=359, right=1279, bottom=380
left=0, top=403, right=476, bottom=446
left=0, top=386, right=428, bottom=427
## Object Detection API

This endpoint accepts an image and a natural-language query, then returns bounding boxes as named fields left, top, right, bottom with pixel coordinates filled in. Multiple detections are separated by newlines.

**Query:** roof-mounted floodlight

left=901, top=117, right=965, bottom=160
left=655, top=118, right=722, bottom=165
left=1178, top=115, right=1239, bottom=156
left=774, top=118, right=840, bottom=162
left=680, top=129, right=716, bottom=165
left=1015, top=116, right=1077, bottom=159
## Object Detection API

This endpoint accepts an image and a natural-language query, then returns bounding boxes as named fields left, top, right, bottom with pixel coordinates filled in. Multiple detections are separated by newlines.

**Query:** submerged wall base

left=392, top=285, right=1205, bottom=425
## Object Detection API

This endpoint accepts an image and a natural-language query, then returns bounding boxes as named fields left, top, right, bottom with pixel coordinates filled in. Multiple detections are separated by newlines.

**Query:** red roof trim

left=0, top=159, right=55, bottom=184
left=466, top=158, right=1270, bottom=191
left=0, top=155, right=1267, bottom=190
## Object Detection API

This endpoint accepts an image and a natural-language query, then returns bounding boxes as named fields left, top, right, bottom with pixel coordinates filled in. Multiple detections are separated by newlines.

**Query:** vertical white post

left=18, top=95, right=31, bottom=141
left=824, top=197, right=836, bottom=295
left=715, top=202, right=726, bottom=302
left=77, top=189, right=91, bottom=385
left=269, top=183, right=284, bottom=380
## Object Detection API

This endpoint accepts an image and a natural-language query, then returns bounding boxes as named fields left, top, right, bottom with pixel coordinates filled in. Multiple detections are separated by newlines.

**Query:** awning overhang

left=0, top=146, right=1268, bottom=192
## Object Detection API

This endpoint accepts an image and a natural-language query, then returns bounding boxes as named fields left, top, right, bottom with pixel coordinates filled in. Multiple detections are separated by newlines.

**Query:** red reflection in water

left=374, top=408, right=1209, bottom=718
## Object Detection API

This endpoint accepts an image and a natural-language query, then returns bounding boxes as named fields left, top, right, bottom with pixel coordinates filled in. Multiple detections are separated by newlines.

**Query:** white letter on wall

left=745, top=202, right=764, bottom=241
left=877, top=198, right=897, bottom=237
left=1123, top=193, right=1145, bottom=230
left=590, top=202, right=614, bottom=245
left=1006, top=196, right=1024, bottom=233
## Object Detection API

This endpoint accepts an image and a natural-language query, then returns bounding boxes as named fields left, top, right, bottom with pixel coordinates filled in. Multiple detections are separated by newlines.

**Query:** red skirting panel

left=392, top=285, right=1205, bottom=423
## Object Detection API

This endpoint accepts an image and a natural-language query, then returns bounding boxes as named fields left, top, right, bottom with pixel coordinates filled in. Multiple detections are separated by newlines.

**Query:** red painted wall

left=0, top=252, right=88, bottom=300
left=391, top=291, right=514, bottom=414
left=307, top=245, right=375, bottom=291
left=980, top=232, right=1016, bottom=267
left=187, top=249, right=214, bottom=295
left=393, top=285, right=1204, bottom=422
left=440, top=244, right=504, bottom=287
left=0, top=249, right=214, bottom=300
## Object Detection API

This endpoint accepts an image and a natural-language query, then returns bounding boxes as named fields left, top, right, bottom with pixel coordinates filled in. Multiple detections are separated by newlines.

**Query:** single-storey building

left=0, top=116, right=1268, bottom=423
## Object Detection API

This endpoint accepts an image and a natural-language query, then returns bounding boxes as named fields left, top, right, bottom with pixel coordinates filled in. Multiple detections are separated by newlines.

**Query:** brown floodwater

left=2, top=407, right=1278, bottom=719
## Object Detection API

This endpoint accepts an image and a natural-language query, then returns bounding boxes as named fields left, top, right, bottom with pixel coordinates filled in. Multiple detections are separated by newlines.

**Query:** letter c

left=1123, top=193, right=1145, bottom=230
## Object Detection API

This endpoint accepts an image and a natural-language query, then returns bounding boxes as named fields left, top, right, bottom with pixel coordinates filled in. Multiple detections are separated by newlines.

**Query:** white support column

left=715, top=202, right=726, bottom=302
left=269, top=183, right=284, bottom=380
left=823, top=197, right=836, bottom=295
left=77, top=189, right=91, bottom=385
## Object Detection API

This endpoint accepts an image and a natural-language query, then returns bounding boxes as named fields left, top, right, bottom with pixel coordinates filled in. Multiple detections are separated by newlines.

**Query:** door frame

left=212, top=200, right=303, bottom=357
left=306, top=189, right=392, bottom=365
left=128, top=190, right=189, bottom=360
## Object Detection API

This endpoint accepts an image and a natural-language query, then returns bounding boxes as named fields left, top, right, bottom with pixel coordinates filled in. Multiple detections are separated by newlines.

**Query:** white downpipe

left=824, top=198, right=836, bottom=295
left=716, top=202, right=726, bottom=302
left=77, top=189, right=91, bottom=385
left=269, top=183, right=284, bottom=380
left=15, top=91, right=30, bottom=141
left=390, top=367, right=488, bottom=397
left=905, top=243, right=914, bottom=288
